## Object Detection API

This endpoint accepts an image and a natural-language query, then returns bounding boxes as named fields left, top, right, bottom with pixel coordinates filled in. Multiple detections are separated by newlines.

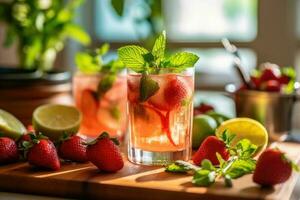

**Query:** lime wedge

left=33, top=104, right=82, bottom=141
left=215, top=118, right=268, bottom=156
left=0, top=109, right=26, bottom=140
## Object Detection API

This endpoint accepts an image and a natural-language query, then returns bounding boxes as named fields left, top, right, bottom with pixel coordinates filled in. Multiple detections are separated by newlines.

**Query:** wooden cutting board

left=0, top=142, right=299, bottom=200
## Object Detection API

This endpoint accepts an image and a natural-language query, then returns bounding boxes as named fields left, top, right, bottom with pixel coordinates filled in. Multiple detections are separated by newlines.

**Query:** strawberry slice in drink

left=132, top=104, right=176, bottom=146
left=144, top=105, right=176, bottom=146
left=149, top=75, right=191, bottom=111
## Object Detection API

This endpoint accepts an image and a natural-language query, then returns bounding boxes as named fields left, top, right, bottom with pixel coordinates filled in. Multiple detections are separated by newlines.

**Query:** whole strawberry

left=192, top=136, right=229, bottom=166
left=23, top=133, right=60, bottom=171
left=86, top=132, right=123, bottom=172
left=0, top=137, right=19, bottom=164
left=253, top=148, right=299, bottom=186
left=58, top=135, right=88, bottom=163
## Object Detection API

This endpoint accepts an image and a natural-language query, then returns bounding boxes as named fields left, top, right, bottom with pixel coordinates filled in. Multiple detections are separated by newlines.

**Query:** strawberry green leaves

left=117, top=31, right=199, bottom=74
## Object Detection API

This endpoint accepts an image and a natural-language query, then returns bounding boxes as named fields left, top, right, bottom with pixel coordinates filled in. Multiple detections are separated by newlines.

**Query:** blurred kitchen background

left=0, top=0, right=300, bottom=128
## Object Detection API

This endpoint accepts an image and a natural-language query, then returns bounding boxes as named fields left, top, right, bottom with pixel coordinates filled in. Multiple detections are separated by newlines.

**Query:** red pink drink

left=73, top=73, right=127, bottom=139
left=127, top=70, right=194, bottom=165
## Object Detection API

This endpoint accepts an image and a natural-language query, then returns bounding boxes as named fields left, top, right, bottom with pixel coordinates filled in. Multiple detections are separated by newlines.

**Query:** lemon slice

left=0, top=109, right=26, bottom=140
left=33, top=104, right=82, bottom=141
left=215, top=118, right=268, bottom=155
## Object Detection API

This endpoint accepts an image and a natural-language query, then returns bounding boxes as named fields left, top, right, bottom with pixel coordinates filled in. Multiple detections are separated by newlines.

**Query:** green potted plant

left=0, top=0, right=90, bottom=125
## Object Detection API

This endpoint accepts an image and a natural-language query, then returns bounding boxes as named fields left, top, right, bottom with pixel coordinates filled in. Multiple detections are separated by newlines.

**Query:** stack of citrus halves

left=0, top=105, right=124, bottom=172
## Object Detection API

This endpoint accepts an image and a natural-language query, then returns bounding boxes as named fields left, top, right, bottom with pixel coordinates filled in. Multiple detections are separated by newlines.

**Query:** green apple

left=192, top=114, right=217, bottom=149
left=206, top=111, right=230, bottom=126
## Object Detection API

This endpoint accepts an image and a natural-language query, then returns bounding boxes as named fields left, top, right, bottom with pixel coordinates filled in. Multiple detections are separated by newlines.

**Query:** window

left=164, top=0, right=257, bottom=42
left=94, top=0, right=151, bottom=41
left=84, top=0, right=300, bottom=90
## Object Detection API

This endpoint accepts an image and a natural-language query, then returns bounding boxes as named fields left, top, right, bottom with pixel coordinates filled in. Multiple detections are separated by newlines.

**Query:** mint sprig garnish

left=75, top=43, right=125, bottom=98
left=118, top=31, right=199, bottom=74
left=166, top=131, right=258, bottom=187
left=118, top=31, right=199, bottom=102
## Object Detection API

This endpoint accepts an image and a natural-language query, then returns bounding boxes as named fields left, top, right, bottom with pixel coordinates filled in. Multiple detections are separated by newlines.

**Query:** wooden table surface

left=0, top=142, right=299, bottom=200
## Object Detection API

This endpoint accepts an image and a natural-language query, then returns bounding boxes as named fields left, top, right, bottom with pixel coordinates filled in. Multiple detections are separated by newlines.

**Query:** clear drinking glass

left=73, top=72, right=127, bottom=140
left=127, top=69, right=194, bottom=165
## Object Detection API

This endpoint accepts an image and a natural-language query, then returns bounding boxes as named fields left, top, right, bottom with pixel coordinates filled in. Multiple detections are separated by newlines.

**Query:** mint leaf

left=97, top=74, right=116, bottom=97
left=201, top=159, right=215, bottom=171
left=226, top=159, right=256, bottom=179
left=220, top=129, right=236, bottom=147
left=152, top=31, right=166, bottom=64
left=167, top=52, right=199, bottom=71
left=235, top=139, right=257, bottom=158
left=192, top=170, right=216, bottom=187
left=75, top=52, right=102, bottom=73
left=139, top=74, right=159, bottom=102
left=216, top=152, right=226, bottom=168
left=118, top=45, right=149, bottom=72
left=96, top=43, right=110, bottom=55
left=165, top=163, right=190, bottom=173
left=165, top=161, right=200, bottom=173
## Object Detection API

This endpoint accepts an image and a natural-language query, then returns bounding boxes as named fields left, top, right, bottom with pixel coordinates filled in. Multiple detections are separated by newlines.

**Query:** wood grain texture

left=0, top=142, right=299, bottom=200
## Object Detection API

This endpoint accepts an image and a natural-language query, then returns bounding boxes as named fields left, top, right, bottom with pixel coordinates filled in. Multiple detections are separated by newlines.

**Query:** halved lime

left=32, top=104, right=82, bottom=141
left=0, top=109, right=26, bottom=140
left=215, top=118, right=268, bottom=155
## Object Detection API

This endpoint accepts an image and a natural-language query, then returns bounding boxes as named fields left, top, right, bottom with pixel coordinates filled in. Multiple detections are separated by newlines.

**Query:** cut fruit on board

left=0, top=109, right=26, bottom=140
left=32, top=104, right=82, bottom=141
left=216, top=118, right=268, bottom=155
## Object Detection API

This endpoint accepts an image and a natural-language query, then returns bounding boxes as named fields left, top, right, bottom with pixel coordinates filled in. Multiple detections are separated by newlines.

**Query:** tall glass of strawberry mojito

left=73, top=44, right=127, bottom=140
left=118, top=32, right=199, bottom=165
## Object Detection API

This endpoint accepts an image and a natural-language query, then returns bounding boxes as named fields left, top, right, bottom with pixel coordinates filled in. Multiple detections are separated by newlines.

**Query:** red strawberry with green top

left=23, top=133, right=60, bottom=171
left=0, top=137, right=19, bottom=164
left=253, top=148, right=299, bottom=186
left=58, top=135, right=88, bottom=163
left=86, top=132, right=123, bottom=172
left=192, top=136, right=229, bottom=166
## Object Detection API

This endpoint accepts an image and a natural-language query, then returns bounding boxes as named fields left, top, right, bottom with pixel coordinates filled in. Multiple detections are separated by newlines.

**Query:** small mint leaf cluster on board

left=166, top=131, right=257, bottom=187
left=75, top=43, right=125, bottom=98
left=117, top=31, right=199, bottom=74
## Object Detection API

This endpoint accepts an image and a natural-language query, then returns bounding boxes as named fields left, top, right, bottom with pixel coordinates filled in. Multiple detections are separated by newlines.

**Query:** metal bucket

left=226, top=84, right=299, bottom=141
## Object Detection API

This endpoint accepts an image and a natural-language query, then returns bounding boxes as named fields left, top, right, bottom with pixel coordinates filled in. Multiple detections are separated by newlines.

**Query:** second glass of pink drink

left=73, top=73, right=127, bottom=139
left=118, top=31, right=199, bottom=165
left=73, top=44, right=127, bottom=140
